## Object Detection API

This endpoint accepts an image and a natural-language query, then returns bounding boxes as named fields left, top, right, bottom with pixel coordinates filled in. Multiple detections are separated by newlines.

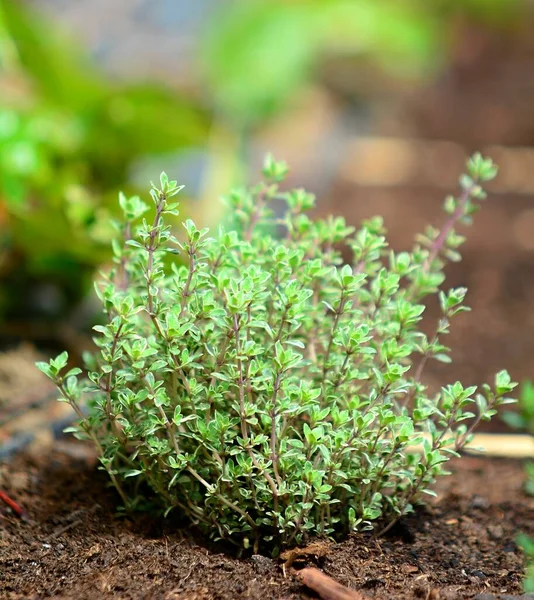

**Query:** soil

left=1, top=448, right=533, bottom=600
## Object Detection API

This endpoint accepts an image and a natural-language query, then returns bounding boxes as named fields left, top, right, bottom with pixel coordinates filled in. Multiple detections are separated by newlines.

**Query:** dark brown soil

left=1, top=449, right=532, bottom=600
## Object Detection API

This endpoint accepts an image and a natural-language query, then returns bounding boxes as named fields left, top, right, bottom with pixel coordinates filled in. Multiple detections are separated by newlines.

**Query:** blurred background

left=1, top=0, right=534, bottom=416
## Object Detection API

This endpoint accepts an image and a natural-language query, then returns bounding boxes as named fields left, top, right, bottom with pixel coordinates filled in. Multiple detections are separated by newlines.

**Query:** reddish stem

left=423, top=182, right=475, bottom=272
left=0, top=490, right=26, bottom=519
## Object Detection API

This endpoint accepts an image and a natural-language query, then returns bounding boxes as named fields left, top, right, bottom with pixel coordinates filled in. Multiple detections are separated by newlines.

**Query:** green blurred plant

left=507, top=381, right=534, bottom=591
left=503, top=381, right=534, bottom=436
left=199, top=0, right=445, bottom=197
left=202, top=0, right=523, bottom=125
left=518, top=532, right=534, bottom=593
left=0, top=1, right=208, bottom=323
left=503, top=382, right=534, bottom=589
left=38, top=153, right=516, bottom=554
left=503, top=381, right=534, bottom=497
left=198, top=0, right=524, bottom=210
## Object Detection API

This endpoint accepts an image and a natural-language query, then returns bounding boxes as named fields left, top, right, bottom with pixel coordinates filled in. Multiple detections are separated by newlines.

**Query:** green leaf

left=51, top=351, right=69, bottom=371
left=35, top=361, right=53, bottom=379
left=123, top=470, right=144, bottom=478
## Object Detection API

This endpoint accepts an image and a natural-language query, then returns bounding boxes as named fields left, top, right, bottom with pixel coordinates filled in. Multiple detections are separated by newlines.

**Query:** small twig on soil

left=180, top=561, right=198, bottom=585
left=46, top=505, right=99, bottom=541
left=295, top=567, right=371, bottom=600
left=47, top=519, right=83, bottom=540
left=0, top=490, right=27, bottom=519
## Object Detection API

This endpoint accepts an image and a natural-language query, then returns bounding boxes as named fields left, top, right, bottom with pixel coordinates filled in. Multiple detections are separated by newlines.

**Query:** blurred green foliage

left=503, top=381, right=534, bottom=436
left=0, top=1, right=208, bottom=322
left=202, top=0, right=439, bottom=126
left=504, top=379, right=534, bottom=589
left=519, top=527, right=534, bottom=591
left=503, top=381, right=534, bottom=502
left=202, top=0, right=523, bottom=127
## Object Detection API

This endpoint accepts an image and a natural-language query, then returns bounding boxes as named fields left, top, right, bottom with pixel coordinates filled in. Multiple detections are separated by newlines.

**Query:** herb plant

left=504, top=382, right=534, bottom=590
left=519, top=532, right=534, bottom=593
left=503, top=381, right=534, bottom=436
left=38, top=153, right=516, bottom=554
left=503, top=381, right=534, bottom=496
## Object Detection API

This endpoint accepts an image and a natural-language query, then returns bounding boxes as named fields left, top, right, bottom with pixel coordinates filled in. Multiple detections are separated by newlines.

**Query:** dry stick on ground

left=46, top=519, right=83, bottom=541
left=295, top=567, right=372, bottom=600
left=45, top=506, right=100, bottom=542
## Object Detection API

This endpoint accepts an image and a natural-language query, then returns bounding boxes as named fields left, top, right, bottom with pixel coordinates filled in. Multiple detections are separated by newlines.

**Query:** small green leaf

left=123, top=470, right=144, bottom=478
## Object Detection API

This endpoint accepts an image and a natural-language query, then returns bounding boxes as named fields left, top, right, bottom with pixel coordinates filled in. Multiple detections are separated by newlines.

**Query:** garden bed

left=1, top=449, right=532, bottom=599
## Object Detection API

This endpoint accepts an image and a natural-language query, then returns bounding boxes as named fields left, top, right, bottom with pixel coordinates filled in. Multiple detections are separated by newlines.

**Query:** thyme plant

left=38, top=153, right=516, bottom=554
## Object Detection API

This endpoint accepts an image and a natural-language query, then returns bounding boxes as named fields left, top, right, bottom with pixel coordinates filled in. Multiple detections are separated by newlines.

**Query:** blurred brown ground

left=322, top=19, right=534, bottom=393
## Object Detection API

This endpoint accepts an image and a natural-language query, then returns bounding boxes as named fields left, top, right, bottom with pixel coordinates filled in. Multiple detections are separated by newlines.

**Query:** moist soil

left=1, top=449, right=533, bottom=600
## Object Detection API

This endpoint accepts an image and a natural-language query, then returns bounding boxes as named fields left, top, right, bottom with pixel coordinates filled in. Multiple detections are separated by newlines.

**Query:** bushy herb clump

left=38, top=154, right=516, bottom=554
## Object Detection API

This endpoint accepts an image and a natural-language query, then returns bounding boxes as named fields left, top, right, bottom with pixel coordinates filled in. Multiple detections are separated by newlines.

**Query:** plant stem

left=58, top=383, right=129, bottom=508
left=179, top=246, right=196, bottom=318
left=105, top=323, right=126, bottom=445
left=422, top=182, right=476, bottom=272
left=145, top=194, right=166, bottom=337
left=270, top=372, right=282, bottom=487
